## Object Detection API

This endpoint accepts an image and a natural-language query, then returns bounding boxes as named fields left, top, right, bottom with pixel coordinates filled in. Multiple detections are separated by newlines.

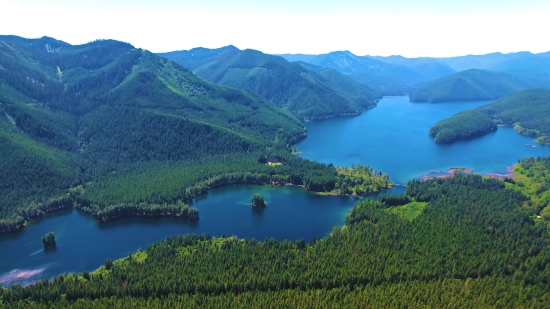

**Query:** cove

left=298, top=96, right=550, bottom=184
left=0, top=185, right=404, bottom=286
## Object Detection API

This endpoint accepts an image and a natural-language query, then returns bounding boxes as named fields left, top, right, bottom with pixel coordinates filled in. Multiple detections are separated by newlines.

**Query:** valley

left=1, top=34, right=550, bottom=307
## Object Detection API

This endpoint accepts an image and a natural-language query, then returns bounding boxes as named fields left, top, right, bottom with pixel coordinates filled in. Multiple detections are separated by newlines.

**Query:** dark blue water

left=3, top=96, right=548, bottom=286
left=298, top=97, right=550, bottom=184
left=0, top=185, right=403, bottom=286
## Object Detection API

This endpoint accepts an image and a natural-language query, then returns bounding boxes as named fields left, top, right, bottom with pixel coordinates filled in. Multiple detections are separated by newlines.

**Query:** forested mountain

left=280, top=50, right=550, bottom=91
left=409, top=69, right=550, bottom=103
left=308, top=51, right=418, bottom=95
left=158, top=47, right=379, bottom=121
left=368, top=55, right=456, bottom=81
left=2, top=171, right=550, bottom=307
left=438, top=51, right=550, bottom=80
left=2, top=36, right=367, bottom=231
left=428, top=88, right=550, bottom=143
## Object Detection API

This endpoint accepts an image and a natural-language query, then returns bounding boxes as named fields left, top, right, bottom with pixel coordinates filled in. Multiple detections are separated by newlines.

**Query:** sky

left=1, top=0, right=550, bottom=57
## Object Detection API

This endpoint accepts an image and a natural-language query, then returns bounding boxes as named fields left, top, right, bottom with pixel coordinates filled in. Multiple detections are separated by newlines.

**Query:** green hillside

left=159, top=47, right=379, bottom=121
left=429, top=110, right=497, bottom=143
left=2, top=171, right=550, bottom=307
left=479, top=88, right=550, bottom=143
left=428, top=88, right=550, bottom=143
left=1, top=36, right=355, bottom=231
left=409, top=69, right=550, bottom=103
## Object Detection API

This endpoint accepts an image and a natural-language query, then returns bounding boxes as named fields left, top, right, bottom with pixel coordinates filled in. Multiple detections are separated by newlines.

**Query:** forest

left=428, top=88, right=550, bottom=143
left=429, top=110, right=497, bottom=143
left=0, top=36, right=390, bottom=233
left=159, top=47, right=379, bottom=121
left=478, top=88, right=550, bottom=143
left=1, top=167, right=549, bottom=307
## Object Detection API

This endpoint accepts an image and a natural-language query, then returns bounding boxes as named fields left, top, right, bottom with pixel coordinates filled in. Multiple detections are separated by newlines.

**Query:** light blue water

left=298, top=97, right=550, bottom=184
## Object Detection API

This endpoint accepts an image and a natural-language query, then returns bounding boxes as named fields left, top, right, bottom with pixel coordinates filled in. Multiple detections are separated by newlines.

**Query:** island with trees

left=41, top=232, right=56, bottom=248
left=250, top=194, right=266, bottom=208
left=2, top=159, right=550, bottom=307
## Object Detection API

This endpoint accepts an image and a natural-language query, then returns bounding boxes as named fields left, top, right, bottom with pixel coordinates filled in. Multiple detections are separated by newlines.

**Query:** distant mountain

left=0, top=35, right=71, bottom=52
left=306, top=51, right=454, bottom=95
left=489, top=57, right=550, bottom=80
left=438, top=52, right=550, bottom=80
left=157, top=45, right=239, bottom=71
left=159, top=47, right=379, bottom=121
left=369, top=55, right=456, bottom=82
left=409, top=69, right=550, bottom=103
left=0, top=36, right=308, bottom=225
left=428, top=88, right=550, bottom=143
left=277, top=53, right=317, bottom=63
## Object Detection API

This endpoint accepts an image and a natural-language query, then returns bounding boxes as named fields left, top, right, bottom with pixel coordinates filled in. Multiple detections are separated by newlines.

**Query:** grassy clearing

left=385, top=202, right=428, bottom=221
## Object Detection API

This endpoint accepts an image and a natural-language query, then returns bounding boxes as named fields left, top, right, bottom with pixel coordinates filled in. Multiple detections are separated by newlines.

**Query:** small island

left=251, top=193, right=267, bottom=208
left=42, top=231, right=56, bottom=248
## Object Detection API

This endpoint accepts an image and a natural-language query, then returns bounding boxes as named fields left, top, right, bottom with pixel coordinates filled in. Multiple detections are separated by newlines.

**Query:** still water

left=298, top=97, right=550, bottom=184
left=0, top=185, right=403, bottom=286
left=3, top=96, right=548, bottom=286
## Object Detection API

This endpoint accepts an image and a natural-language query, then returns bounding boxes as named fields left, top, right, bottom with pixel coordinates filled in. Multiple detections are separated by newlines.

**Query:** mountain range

left=409, top=69, right=550, bottom=103
left=158, top=47, right=379, bottom=121
left=0, top=36, right=310, bottom=224
left=278, top=50, right=550, bottom=95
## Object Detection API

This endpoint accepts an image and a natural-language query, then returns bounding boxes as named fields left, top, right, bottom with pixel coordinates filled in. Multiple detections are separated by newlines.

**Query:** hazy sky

left=2, top=0, right=549, bottom=57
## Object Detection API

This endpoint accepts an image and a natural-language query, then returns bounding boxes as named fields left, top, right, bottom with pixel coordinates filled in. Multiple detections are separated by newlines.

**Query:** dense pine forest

left=2, top=161, right=550, bottom=307
left=429, top=110, right=497, bottom=143
left=159, top=47, right=379, bottom=121
left=0, top=36, right=390, bottom=233
left=428, top=88, right=550, bottom=143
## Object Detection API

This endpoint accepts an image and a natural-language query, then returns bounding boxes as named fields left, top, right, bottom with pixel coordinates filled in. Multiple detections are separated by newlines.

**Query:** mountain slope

left=277, top=53, right=317, bottom=63
left=409, top=69, right=550, bottom=103
left=438, top=51, right=550, bottom=80
left=428, top=88, right=550, bottom=143
left=308, top=51, right=419, bottom=95
left=0, top=36, right=312, bottom=227
left=159, top=47, right=379, bottom=121
left=490, top=57, right=550, bottom=80
left=369, top=55, right=456, bottom=82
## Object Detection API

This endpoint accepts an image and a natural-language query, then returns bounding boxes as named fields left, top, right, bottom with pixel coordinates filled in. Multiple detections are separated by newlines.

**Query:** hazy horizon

left=2, top=0, right=549, bottom=58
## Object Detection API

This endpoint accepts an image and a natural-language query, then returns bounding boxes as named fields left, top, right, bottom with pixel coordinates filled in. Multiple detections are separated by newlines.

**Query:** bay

left=298, top=97, right=550, bottom=184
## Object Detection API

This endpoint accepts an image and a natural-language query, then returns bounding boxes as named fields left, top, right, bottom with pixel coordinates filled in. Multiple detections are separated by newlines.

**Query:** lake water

left=298, top=97, right=550, bottom=184
left=0, top=185, right=403, bottom=286
left=3, top=96, right=549, bottom=286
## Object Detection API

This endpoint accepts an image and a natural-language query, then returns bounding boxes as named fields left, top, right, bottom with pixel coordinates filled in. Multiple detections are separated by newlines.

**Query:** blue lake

left=0, top=185, right=403, bottom=286
left=298, top=97, right=550, bottom=184
left=2, top=96, right=549, bottom=286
